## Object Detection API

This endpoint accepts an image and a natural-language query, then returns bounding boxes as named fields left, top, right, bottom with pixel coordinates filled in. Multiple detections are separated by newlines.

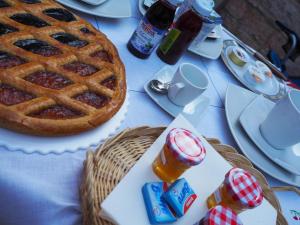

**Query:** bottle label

left=159, top=28, right=181, bottom=55
left=130, top=17, right=165, bottom=55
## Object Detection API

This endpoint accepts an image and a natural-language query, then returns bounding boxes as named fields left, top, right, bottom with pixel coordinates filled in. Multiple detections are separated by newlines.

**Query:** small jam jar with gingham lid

left=152, top=128, right=206, bottom=183
left=197, top=205, right=243, bottom=225
left=206, top=168, right=263, bottom=213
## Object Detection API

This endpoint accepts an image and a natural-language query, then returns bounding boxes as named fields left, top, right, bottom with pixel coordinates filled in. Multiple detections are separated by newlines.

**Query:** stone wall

left=216, top=0, right=300, bottom=76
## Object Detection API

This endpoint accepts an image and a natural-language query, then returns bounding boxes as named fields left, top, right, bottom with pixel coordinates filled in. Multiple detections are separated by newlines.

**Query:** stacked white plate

left=225, top=84, right=300, bottom=187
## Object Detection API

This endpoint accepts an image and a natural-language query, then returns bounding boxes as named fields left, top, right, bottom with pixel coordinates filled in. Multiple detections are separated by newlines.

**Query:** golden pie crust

left=0, top=0, right=126, bottom=136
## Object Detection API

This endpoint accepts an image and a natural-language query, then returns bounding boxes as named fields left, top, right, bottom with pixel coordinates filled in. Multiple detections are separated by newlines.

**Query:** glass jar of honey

left=152, top=128, right=206, bottom=183
left=207, top=168, right=263, bottom=214
left=197, top=205, right=243, bottom=225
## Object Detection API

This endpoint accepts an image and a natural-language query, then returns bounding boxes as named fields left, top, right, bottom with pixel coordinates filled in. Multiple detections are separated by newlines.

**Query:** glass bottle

left=127, top=0, right=183, bottom=59
left=157, top=0, right=214, bottom=64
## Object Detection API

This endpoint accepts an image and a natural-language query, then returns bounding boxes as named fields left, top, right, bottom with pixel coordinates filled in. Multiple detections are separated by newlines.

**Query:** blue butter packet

left=142, top=182, right=177, bottom=224
left=163, top=178, right=197, bottom=217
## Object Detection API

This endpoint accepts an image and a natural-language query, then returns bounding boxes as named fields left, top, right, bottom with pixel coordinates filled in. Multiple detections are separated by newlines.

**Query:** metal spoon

left=149, top=79, right=170, bottom=94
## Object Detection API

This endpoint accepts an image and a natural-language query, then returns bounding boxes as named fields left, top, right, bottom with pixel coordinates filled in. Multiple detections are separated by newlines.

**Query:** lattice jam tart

left=0, top=0, right=126, bottom=136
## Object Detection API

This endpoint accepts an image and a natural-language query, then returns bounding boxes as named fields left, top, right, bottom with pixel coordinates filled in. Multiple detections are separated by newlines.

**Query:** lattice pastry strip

left=0, top=0, right=126, bottom=136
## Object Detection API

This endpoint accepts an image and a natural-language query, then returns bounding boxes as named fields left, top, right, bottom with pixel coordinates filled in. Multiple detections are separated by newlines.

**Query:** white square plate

left=225, top=84, right=300, bottom=186
left=239, top=95, right=300, bottom=175
left=100, top=115, right=277, bottom=225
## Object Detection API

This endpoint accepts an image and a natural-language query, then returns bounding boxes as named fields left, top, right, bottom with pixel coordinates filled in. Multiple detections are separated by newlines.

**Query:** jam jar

left=152, top=128, right=206, bottom=183
left=206, top=168, right=263, bottom=213
left=197, top=205, right=243, bottom=225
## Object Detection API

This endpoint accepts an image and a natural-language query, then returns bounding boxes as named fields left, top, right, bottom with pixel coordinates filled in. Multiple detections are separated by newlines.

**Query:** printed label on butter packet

left=163, top=178, right=197, bottom=217
left=142, top=182, right=176, bottom=224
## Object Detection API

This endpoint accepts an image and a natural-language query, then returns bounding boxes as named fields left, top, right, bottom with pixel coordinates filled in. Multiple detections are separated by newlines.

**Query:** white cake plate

left=0, top=93, right=129, bottom=155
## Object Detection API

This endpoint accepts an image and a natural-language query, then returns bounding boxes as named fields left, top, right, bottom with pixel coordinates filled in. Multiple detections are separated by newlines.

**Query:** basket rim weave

left=80, top=126, right=297, bottom=225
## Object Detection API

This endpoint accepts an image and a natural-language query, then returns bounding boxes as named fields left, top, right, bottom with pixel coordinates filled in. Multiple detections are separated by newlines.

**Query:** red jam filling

left=101, top=76, right=116, bottom=90
left=0, top=51, right=26, bottom=69
left=90, top=50, right=113, bottom=63
left=29, top=105, right=82, bottom=119
left=74, top=91, right=110, bottom=109
left=63, top=61, right=98, bottom=76
left=14, top=39, right=62, bottom=57
left=0, top=23, right=19, bottom=36
left=25, top=71, right=73, bottom=89
left=80, top=27, right=95, bottom=35
left=0, top=0, right=10, bottom=7
left=0, top=83, right=35, bottom=106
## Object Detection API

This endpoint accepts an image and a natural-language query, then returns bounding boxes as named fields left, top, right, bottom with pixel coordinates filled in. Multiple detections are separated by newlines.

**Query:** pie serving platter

left=0, top=93, right=129, bottom=155
left=225, top=84, right=300, bottom=187
left=239, top=95, right=300, bottom=175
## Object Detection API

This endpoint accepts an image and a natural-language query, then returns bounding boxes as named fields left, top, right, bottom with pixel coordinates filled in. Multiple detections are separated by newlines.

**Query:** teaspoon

left=149, top=79, right=170, bottom=94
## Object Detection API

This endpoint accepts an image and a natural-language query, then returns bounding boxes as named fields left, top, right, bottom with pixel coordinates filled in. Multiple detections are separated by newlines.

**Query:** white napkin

left=100, top=115, right=277, bottom=225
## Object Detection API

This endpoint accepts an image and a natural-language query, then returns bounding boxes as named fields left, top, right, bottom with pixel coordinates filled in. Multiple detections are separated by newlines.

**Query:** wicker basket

left=80, top=126, right=298, bottom=225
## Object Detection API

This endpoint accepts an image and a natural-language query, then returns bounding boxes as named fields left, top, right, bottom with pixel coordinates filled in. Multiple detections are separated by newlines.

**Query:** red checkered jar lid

left=225, top=168, right=263, bottom=208
left=203, top=206, right=242, bottom=225
left=166, top=128, right=206, bottom=166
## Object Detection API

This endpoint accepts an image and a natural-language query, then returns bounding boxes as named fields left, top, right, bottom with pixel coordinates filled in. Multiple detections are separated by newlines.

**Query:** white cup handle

left=168, top=83, right=185, bottom=100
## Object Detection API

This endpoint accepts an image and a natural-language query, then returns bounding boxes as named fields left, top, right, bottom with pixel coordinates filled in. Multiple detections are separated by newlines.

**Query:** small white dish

left=57, top=0, right=131, bottom=18
left=0, top=94, right=129, bottom=154
left=144, top=66, right=210, bottom=125
left=221, top=44, right=285, bottom=99
left=239, top=95, right=300, bottom=175
left=225, top=84, right=300, bottom=186
left=79, top=0, right=107, bottom=6
left=188, top=25, right=224, bottom=60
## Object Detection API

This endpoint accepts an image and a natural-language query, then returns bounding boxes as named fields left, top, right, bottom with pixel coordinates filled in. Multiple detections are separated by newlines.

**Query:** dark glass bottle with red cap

left=127, top=0, right=183, bottom=59
left=157, top=0, right=214, bottom=64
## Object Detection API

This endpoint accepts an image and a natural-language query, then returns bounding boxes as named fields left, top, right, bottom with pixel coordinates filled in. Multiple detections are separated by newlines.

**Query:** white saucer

left=0, top=93, right=129, bottom=155
left=79, top=0, right=107, bottom=6
left=221, top=44, right=286, bottom=99
left=225, top=84, right=300, bottom=186
left=188, top=25, right=224, bottom=60
left=144, top=66, right=210, bottom=125
left=239, top=95, right=300, bottom=175
left=57, top=0, right=131, bottom=18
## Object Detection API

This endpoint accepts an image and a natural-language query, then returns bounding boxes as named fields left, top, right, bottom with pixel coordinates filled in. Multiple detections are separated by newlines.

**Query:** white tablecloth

left=0, top=0, right=299, bottom=224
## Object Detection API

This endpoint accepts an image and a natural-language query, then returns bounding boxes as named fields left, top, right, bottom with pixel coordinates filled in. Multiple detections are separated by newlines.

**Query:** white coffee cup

left=260, top=89, right=300, bottom=149
left=168, top=63, right=209, bottom=106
